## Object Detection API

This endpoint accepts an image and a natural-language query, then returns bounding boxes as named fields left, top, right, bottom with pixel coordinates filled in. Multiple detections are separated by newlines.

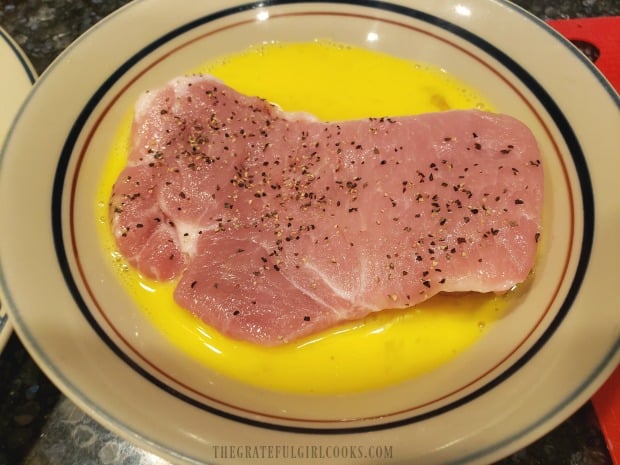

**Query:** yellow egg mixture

left=97, top=41, right=511, bottom=394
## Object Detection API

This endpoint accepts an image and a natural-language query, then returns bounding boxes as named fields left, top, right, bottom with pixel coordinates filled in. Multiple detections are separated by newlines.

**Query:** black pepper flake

left=233, top=310, right=240, bottom=316
left=422, top=280, right=431, bottom=288
left=457, top=237, right=467, bottom=244
left=514, top=198, right=524, bottom=205
left=304, top=316, right=311, bottom=321
left=190, top=281, right=198, bottom=288
left=535, top=232, right=541, bottom=243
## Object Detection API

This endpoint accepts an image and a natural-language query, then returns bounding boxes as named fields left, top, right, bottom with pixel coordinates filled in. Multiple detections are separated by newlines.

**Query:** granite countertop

left=0, top=1, right=619, bottom=464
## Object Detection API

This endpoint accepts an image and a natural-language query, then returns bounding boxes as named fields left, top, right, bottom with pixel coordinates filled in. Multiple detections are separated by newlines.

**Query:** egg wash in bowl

left=96, top=40, right=518, bottom=394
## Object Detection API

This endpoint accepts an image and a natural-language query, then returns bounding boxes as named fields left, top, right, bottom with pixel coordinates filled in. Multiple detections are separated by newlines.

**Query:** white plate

left=1, top=1, right=618, bottom=464
left=0, top=27, right=36, bottom=353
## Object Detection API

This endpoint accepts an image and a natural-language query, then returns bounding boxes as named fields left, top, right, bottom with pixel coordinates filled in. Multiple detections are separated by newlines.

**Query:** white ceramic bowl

left=1, top=1, right=618, bottom=464
left=0, top=27, right=36, bottom=353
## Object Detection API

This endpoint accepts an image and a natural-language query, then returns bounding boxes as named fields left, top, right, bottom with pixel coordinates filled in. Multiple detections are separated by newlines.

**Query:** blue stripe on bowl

left=46, top=0, right=607, bottom=449
left=0, top=312, right=8, bottom=332
left=0, top=28, right=37, bottom=84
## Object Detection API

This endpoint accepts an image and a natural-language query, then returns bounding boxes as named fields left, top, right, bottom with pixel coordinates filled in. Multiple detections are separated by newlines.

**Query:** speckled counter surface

left=0, top=1, right=618, bottom=464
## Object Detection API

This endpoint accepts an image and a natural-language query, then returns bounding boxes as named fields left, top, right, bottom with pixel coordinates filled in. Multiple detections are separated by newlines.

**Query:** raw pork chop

left=110, top=75, right=543, bottom=345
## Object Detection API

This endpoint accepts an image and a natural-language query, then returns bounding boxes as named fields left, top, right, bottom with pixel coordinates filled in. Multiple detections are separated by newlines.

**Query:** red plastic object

left=592, top=365, right=620, bottom=465
left=547, top=15, right=620, bottom=465
left=547, top=17, right=620, bottom=92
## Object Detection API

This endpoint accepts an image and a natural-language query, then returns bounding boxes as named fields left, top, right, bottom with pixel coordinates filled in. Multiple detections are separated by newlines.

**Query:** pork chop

left=110, top=75, right=543, bottom=345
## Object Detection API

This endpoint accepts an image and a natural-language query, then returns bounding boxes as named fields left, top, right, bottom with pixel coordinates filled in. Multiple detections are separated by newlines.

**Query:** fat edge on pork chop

left=109, top=75, right=543, bottom=346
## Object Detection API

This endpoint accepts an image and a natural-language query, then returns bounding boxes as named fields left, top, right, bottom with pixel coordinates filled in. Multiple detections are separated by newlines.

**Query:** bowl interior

left=64, top=3, right=580, bottom=427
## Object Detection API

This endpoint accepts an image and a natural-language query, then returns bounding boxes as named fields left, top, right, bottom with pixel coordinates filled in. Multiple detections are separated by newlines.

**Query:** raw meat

left=110, top=75, right=543, bottom=345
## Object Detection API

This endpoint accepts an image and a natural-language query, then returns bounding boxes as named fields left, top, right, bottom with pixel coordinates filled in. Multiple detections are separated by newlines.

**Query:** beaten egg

left=97, top=40, right=511, bottom=394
